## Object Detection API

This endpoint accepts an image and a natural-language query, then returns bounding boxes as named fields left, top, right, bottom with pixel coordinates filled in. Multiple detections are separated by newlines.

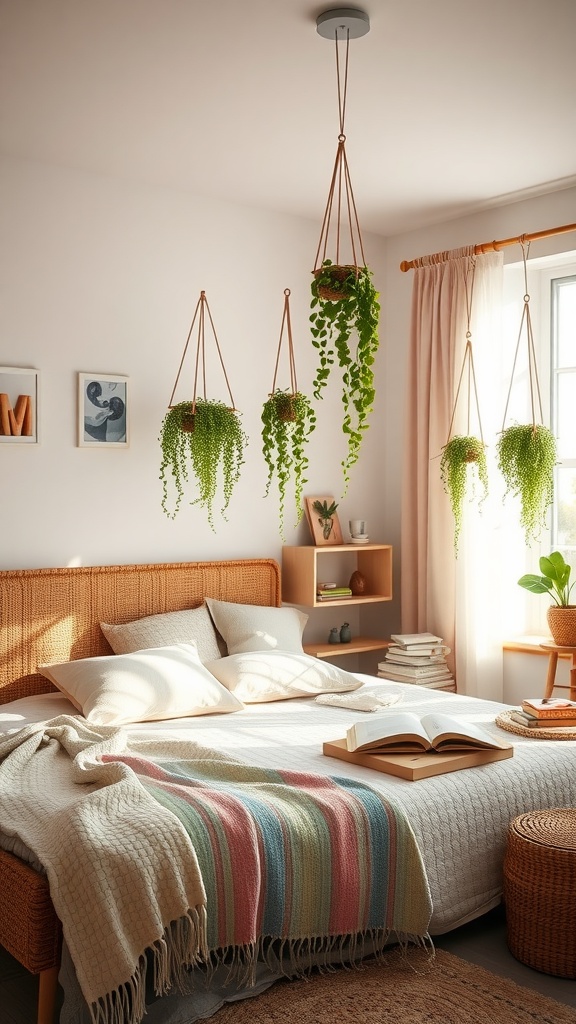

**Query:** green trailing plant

left=159, top=399, right=248, bottom=528
left=312, top=498, right=339, bottom=541
left=261, top=389, right=316, bottom=539
left=440, top=435, right=489, bottom=553
left=310, top=260, right=380, bottom=492
left=518, top=551, right=574, bottom=606
left=496, top=423, right=557, bottom=543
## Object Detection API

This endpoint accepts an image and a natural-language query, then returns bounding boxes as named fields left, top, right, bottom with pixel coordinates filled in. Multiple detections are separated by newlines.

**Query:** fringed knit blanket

left=0, top=717, right=432, bottom=1024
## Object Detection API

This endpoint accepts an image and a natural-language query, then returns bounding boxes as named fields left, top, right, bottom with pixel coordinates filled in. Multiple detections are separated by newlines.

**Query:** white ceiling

left=1, top=0, right=575, bottom=237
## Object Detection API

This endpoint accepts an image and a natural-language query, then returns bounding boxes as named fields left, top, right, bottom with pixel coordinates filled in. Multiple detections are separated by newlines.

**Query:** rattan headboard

left=0, top=558, right=281, bottom=703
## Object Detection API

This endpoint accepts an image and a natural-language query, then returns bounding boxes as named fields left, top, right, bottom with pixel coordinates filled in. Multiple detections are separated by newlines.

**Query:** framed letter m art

left=0, top=367, right=39, bottom=444
left=79, top=373, right=129, bottom=448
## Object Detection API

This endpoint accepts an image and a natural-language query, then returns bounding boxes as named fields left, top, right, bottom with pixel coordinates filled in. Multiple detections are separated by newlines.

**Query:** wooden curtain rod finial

left=400, top=221, right=576, bottom=271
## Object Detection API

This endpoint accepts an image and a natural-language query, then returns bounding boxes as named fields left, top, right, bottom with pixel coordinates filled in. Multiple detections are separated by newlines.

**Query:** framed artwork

left=78, top=373, right=129, bottom=448
left=305, top=495, right=343, bottom=546
left=0, top=367, right=40, bottom=444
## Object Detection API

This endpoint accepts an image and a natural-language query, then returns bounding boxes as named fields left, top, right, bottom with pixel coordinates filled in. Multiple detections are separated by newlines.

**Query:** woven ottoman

left=503, top=808, right=576, bottom=977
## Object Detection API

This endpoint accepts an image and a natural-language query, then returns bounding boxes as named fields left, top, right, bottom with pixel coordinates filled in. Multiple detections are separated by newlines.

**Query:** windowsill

left=503, top=635, right=572, bottom=657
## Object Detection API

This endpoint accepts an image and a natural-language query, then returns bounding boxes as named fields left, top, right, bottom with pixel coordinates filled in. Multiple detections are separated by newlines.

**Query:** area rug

left=213, top=947, right=576, bottom=1024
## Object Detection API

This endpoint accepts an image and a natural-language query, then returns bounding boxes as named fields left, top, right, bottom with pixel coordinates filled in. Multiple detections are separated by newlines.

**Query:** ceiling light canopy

left=316, top=8, right=370, bottom=40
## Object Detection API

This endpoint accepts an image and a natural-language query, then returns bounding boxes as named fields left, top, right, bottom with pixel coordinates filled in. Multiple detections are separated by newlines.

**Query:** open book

left=346, top=711, right=511, bottom=755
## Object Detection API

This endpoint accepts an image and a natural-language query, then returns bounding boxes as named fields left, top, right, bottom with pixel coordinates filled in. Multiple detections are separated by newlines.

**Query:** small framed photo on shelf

left=78, top=373, right=129, bottom=448
left=0, top=367, right=40, bottom=444
left=305, top=495, right=344, bottom=546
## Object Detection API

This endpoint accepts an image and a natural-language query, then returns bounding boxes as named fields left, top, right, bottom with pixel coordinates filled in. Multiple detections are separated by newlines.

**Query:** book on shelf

left=510, top=710, right=576, bottom=729
left=387, top=644, right=450, bottom=660
left=345, top=710, right=511, bottom=755
left=316, top=589, right=353, bottom=600
left=390, top=632, right=443, bottom=648
left=520, top=698, right=576, bottom=720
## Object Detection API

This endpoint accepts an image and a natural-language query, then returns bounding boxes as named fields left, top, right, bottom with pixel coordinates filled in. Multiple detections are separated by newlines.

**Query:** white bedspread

left=2, top=678, right=576, bottom=934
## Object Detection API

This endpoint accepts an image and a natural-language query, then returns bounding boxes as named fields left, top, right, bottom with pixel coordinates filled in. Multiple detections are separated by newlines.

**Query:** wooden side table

left=540, top=642, right=576, bottom=700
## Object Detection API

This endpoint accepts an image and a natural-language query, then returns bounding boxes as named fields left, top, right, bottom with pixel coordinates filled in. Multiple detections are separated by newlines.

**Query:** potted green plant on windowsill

left=518, top=551, right=576, bottom=646
left=440, top=435, right=488, bottom=553
left=159, top=399, right=248, bottom=528
left=261, top=389, right=316, bottom=539
left=310, top=260, right=379, bottom=492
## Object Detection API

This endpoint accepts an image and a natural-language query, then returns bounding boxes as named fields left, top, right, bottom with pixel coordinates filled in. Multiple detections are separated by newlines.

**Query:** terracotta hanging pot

left=547, top=606, right=576, bottom=647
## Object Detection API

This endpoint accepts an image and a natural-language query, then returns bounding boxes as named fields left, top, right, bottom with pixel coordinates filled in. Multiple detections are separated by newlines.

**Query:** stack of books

left=509, top=697, right=576, bottom=729
left=316, top=583, right=353, bottom=601
left=378, top=632, right=455, bottom=691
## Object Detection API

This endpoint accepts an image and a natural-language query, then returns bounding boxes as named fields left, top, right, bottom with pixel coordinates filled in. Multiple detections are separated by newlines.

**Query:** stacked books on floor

left=378, top=632, right=455, bottom=691
left=509, top=697, right=576, bottom=729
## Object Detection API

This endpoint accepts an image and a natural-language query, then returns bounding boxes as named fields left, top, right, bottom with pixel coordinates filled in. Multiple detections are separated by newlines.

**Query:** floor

left=1, top=904, right=574, bottom=1023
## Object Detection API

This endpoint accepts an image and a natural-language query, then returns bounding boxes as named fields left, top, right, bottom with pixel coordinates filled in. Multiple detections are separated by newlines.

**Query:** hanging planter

left=440, top=435, right=488, bottom=552
left=261, top=290, right=316, bottom=538
left=160, top=291, right=248, bottom=528
left=311, top=25, right=380, bottom=493
left=439, top=258, right=488, bottom=553
left=497, top=242, right=557, bottom=543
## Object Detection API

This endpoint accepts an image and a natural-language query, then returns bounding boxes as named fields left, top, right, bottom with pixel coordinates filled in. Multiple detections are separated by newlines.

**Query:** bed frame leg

left=37, top=964, right=59, bottom=1024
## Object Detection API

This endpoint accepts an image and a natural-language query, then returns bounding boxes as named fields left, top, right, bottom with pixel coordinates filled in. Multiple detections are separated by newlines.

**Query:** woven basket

left=547, top=606, right=576, bottom=647
left=313, top=265, right=360, bottom=301
left=503, top=808, right=576, bottom=977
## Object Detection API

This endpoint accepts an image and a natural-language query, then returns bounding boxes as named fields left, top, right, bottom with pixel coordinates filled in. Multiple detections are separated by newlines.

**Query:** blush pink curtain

left=400, top=248, right=504, bottom=693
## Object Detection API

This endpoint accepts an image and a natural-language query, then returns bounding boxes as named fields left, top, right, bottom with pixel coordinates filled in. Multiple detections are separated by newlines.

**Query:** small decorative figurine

left=328, top=627, right=341, bottom=644
left=339, top=622, right=351, bottom=643
left=349, top=570, right=367, bottom=595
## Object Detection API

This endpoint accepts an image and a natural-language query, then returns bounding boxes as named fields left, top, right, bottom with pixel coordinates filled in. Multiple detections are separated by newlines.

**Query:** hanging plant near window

left=311, top=25, right=380, bottom=493
left=497, top=242, right=557, bottom=544
left=159, top=291, right=248, bottom=528
left=439, top=258, right=488, bottom=553
left=261, top=290, right=316, bottom=538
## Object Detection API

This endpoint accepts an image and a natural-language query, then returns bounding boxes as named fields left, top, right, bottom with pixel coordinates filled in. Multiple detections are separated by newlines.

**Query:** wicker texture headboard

left=0, top=558, right=281, bottom=703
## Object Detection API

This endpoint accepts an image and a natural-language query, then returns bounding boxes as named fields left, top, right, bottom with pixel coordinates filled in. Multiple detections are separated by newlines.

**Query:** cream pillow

left=205, top=650, right=362, bottom=703
left=38, top=643, right=244, bottom=725
left=205, top=598, right=308, bottom=655
left=100, top=605, right=225, bottom=663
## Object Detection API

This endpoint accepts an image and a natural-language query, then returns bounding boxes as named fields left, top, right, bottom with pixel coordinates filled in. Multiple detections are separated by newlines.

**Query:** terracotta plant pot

left=547, top=606, right=576, bottom=647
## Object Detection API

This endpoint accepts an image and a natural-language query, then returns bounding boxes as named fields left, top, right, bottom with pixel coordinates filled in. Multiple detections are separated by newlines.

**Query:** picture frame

left=305, top=495, right=344, bottom=546
left=0, top=367, right=40, bottom=444
left=78, top=373, right=129, bottom=448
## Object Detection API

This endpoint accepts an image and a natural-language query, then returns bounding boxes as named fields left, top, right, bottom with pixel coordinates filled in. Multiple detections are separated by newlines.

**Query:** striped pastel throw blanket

left=0, top=717, right=432, bottom=1024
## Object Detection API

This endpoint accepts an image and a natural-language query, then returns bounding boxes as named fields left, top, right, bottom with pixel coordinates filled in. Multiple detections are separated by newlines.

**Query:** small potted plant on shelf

left=440, top=435, right=488, bottom=553
left=518, top=551, right=576, bottom=646
left=159, top=399, right=248, bottom=528
left=261, top=389, right=316, bottom=539
left=497, top=423, right=557, bottom=544
left=310, top=260, right=380, bottom=491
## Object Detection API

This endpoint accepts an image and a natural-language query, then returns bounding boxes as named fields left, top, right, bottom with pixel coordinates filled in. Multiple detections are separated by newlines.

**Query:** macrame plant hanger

left=269, top=288, right=299, bottom=417
left=313, top=23, right=368, bottom=285
left=446, top=258, right=485, bottom=451
left=168, top=290, right=237, bottom=427
left=500, top=240, right=543, bottom=434
left=441, top=256, right=489, bottom=552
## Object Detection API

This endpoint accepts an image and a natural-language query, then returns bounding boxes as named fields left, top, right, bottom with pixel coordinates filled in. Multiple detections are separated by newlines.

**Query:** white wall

left=0, top=155, right=393, bottom=658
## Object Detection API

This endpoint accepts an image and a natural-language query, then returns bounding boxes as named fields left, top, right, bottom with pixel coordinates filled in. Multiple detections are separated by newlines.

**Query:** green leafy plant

left=159, top=399, right=248, bottom=528
left=310, top=260, right=380, bottom=492
left=261, top=389, right=316, bottom=539
left=312, top=498, right=339, bottom=541
left=518, top=551, right=575, bottom=606
left=440, top=435, right=488, bottom=553
left=496, top=423, right=557, bottom=543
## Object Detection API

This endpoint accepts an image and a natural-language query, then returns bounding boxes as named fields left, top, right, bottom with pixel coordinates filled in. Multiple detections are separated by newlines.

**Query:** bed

left=0, top=558, right=575, bottom=1024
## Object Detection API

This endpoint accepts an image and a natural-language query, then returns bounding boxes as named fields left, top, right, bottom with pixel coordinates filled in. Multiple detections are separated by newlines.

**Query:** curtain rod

left=399, top=221, right=576, bottom=272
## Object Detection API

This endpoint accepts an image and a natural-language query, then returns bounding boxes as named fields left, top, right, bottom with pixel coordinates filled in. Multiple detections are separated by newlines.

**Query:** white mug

left=349, top=519, right=367, bottom=538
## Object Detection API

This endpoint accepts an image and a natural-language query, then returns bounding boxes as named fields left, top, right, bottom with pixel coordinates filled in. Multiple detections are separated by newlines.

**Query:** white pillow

left=205, top=598, right=308, bottom=655
left=205, top=650, right=362, bottom=703
left=38, top=643, right=244, bottom=725
left=101, top=605, right=224, bottom=663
